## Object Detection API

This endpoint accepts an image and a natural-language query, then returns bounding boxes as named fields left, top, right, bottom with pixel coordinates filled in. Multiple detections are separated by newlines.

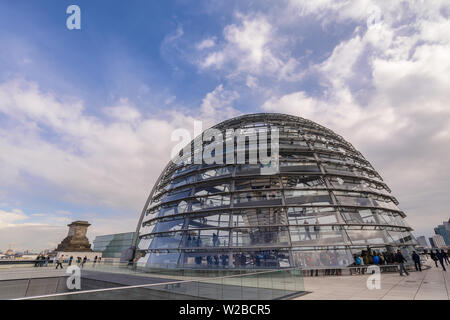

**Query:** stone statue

left=56, top=221, right=92, bottom=252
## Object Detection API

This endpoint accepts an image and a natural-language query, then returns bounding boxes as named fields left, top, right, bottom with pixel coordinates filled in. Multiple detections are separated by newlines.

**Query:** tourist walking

left=395, top=250, right=409, bottom=276
left=430, top=250, right=439, bottom=267
left=34, top=254, right=41, bottom=267
left=55, top=255, right=64, bottom=269
left=304, top=220, right=312, bottom=240
left=314, top=218, right=320, bottom=239
left=212, top=233, right=218, bottom=247
left=45, top=255, right=49, bottom=267
left=411, top=251, right=421, bottom=272
left=94, top=255, right=98, bottom=266
left=68, top=256, right=73, bottom=266
left=39, top=254, right=45, bottom=267
left=436, top=250, right=447, bottom=271
left=81, top=256, right=87, bottom=268
left=442, top=250, right=450, bottom=265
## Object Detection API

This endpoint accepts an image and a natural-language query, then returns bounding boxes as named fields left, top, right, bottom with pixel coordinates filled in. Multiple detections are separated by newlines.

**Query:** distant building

left=93, top=232, right=136, bottom=259
left=416, top=236, right=429, bottom=248
left=429, top=234, right=446, bottom=248
left=434, top=219, right=450, bottom=245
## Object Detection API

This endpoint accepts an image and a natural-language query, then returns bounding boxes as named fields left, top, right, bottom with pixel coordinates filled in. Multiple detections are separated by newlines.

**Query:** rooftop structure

left=134, top=113, right=417, bottom=269
left=56, top=221, right=93, bottom=252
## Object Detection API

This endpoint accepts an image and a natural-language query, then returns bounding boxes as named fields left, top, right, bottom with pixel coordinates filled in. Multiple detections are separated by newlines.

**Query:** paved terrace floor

left=295, top=258, right=449, bottom=300
left=0, top=267, right=66, bottom=281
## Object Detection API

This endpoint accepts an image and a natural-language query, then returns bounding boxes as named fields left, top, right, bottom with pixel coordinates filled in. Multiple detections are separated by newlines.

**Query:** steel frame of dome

left=134, top=113, right=417, bottom=269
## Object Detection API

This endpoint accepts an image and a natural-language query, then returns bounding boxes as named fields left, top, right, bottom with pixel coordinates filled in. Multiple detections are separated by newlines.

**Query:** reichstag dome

left=135, top=113, right=416, bottom=269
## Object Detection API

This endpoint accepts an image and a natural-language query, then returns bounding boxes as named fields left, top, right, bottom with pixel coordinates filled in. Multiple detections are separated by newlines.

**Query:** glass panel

left=197, top=166, right=233, bottom=180
left=236, top=164, right=261, bottom=175
left=290, top=226, right=346, bottom=245
left=323, top=163, right=354, bottom=174
left=329, top=176, right=389, bottom=195
left=231, top=227, right=290, bottom=247
left=152, top=218, right=185, bottom=233
left=183, top=230, right=229, bottom=247
left=191, top=195, right=231, bottom=211
left=346, top=229, right=387, bottom=245
left=279, top=162, right=320, bottom=172
left=140, top=221, right=157, bottom=235
left=146, top=252, right=180, bottom=267
left=377, top=210, right=409, bottom=227
left=279, top=152, right=315, bottom=161
left=231, top=250, right=291, bottom=268
left=387, top=231, right=415, bottom=245
left=284, top=190, right=332, bottom=205
left=137, top=237, right=152, bottom=250
left=181, top=252, right=230, bottom=267
left=194, top=183, right=230, bottom=196
left=287, top=207, right=338, bottom=225
left=340, top=208, right=378, bottom=224
left=149, top=232, right=183, bottom=249
left=162, top=187, right=191, bottom=203
left=187, top=213, right=230, bottom=229
left=371, top=196, right=400, bottom=211
left=281, top=175, right=326, bottom=188
left=232, top=208, right=288, bottom=227
left=156, top=200, right=189, bottom=217
left=335, top=191, right=373, bottom=207
left=291, top=249, right=353, bottom=268
left=172, top=164, right=199, bottom=178
left=168, top=175, right=195, bottom=189
left=235, top=177, right=280, bottom=190
left=279, top=138, right=308, bottom=147
left=233, top=191, right=282, bottom=207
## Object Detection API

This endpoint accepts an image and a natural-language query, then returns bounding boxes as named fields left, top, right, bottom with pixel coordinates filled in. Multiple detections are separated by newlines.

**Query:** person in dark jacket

left=395, top=250, right=409, bottom=276
left=430, top=250, right=438, bottom=267
left=442, top=250, right=450, bottom=265
left=81, top=256, right=87, bottom=268
left=411, top=251, right=421, bottom=272
left=436, top=250, right=447, bottom=271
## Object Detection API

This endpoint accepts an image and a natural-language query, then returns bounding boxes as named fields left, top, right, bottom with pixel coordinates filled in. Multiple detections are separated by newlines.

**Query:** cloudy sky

left=0, top=0, right=449, bottom=252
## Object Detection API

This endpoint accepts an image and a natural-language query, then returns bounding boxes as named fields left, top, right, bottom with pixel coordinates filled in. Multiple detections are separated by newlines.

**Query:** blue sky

left=1, top=0, right=450, bottom=251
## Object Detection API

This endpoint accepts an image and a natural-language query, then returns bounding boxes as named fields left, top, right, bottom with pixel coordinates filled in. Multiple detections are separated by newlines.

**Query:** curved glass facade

left=136, top=113, right=416, bottom=269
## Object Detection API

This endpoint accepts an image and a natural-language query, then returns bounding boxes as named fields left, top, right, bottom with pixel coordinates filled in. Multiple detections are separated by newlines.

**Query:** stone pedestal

left=56, top=221, right=93, bottom=252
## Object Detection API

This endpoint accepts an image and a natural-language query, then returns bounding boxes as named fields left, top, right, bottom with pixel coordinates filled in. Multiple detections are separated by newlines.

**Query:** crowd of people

left=33, top=254, right=50, bottom=267
left=427, top=249, right=449, bottom=271
left=33, top=254, right=101, bottom=269
left=353, top=249, right=399, bottom=267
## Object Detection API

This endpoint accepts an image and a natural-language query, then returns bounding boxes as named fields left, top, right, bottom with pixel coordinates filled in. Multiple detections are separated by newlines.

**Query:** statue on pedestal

left=56, top=221, right=92, bottom=252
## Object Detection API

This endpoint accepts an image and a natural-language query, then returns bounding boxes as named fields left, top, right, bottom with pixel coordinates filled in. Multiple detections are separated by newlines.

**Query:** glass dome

left=135, top=113, right=417, bottom=269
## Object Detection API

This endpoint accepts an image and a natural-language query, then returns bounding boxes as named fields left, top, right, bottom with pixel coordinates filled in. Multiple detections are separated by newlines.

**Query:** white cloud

left=197, top=13, right=302, bottom=81
left=261, top=0, right=450, bottom=237
left=0, top=79, right=239, bottom=212
left=196, top=37, right=216, bottom=50
left=0, top=208, right=73, bottom=252
left=0, top=209, right=28, bottom=228
left=200, top=84, right=240, bottom=121
left=246, top=75, right=258, bottom=89
left=103, top=98, right=142, bottom=123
